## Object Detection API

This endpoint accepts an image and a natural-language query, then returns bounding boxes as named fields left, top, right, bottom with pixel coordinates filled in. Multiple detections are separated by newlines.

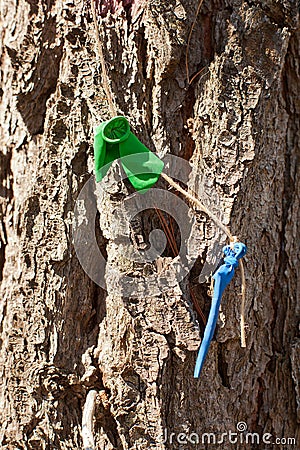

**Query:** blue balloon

left=194, top=242, right=247, bottom=378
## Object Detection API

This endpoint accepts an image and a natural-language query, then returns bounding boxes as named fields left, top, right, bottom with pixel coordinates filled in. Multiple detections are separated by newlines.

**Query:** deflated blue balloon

left=194, top=242, right=247, bottom=378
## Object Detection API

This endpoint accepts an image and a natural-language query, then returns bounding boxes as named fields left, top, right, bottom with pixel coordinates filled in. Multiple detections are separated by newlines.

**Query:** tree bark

left=0, top=0, right=299, bottom=449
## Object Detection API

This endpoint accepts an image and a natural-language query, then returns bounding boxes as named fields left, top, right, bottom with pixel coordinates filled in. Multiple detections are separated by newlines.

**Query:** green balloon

left=94, top=116, right=164, bottom=191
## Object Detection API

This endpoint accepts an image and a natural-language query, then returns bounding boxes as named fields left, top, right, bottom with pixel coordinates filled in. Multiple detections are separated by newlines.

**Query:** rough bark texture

left=0, top=0, right=299, bottom=449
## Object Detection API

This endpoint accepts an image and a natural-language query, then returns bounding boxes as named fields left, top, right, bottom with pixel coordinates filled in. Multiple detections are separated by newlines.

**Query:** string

left=185, top=0, right=205, bottom=84
left=161, top=173, right=247, bottom=348
left=91, top=0, right=117, bottom=117
left=239, top=258, right=247, bottom=348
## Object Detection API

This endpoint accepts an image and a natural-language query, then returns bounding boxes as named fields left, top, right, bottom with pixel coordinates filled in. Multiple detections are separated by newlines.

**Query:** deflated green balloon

left=94, top=116, right=164, bottom=191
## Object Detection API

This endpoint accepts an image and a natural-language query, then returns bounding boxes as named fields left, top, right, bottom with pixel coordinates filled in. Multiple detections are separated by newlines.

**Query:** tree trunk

left=0, top=0, right=299, bottom=449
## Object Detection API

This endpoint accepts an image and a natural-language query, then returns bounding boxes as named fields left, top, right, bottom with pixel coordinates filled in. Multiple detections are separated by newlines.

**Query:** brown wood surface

left=0, top=1, right=299, bottom=448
